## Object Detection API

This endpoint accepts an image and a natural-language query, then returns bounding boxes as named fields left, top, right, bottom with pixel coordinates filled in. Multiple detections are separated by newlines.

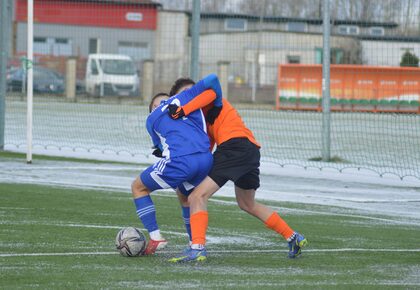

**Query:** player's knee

left=187, top=193, right=198, bottom=205
left=237, top=199, right=255, bottom=214
left=131, top=178, right=148, bottom=198
left=187, top=191, right=206, bottom=205
left=176, top=189, right=189, bottom=207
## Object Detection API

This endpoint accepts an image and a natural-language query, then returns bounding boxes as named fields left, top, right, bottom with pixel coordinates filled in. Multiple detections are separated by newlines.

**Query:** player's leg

left=235, top=172, right=307, bottom=258
left=131, top=174, right=168, bottom=254
left=184, top=151, right=218, bottom=248
left=176, top=188, right=192, bottom=243
left=234, top=186, right=273, bottom=221
left=188, top=176, right=220, bottom=246
left=234, top=184, right=294, bottom=239
left=174, top=141, right=256, bottom=262
left=233, top=139, right=307, bottom=258
left=169, top=152, right=218, bottom=262
left=185, top=141, right=244, bottom=257
left=134, top=158, right=183, bottom=254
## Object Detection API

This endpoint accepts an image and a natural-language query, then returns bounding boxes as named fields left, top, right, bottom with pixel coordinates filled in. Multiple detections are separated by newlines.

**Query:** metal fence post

left=217, top=61, right=229, bottom=100
left=142, top=60, right=154, bottom=102
left=0, top=0, right=12, bottom=150
left=190, top=0, right=201, bottom=81
left=27, top=0, right=34, bottom=163
left=321, top=0, right=331, bottom=162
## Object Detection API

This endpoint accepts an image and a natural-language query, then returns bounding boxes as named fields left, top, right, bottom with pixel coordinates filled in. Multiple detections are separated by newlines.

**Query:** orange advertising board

left=276, top=64, right=420, bottom=113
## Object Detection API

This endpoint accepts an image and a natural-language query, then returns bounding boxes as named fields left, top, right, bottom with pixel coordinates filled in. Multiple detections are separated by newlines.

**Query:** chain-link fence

left=1, top=0, right=420, bottom=179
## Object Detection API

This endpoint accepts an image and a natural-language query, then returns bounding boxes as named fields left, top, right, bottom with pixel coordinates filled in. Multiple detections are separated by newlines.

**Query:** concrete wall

left=200, top=18, right=288, bottom=34
left=198, top=31, right=357, bottom=85
left=154, top=10, right=189, bottom=90
left=199, top=17, right=396, bottom=37
left=16, top=23, right=155, bottom=60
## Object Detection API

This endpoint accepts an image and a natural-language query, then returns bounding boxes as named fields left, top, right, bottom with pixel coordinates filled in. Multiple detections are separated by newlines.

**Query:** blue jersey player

left=131, top=75, right=222, bottom=255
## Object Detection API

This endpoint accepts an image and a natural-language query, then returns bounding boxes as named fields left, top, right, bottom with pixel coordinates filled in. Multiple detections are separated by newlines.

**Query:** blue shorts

left=140, top=151, right=213, bottom=196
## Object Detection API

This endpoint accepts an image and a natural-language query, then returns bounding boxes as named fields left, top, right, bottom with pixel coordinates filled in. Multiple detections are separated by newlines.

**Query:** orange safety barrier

left=276, top=64, right=420, bottom=114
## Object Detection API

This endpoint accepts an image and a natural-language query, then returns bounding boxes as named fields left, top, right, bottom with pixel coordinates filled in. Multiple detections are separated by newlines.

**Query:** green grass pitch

left=1, top=183, right=420, bottom=289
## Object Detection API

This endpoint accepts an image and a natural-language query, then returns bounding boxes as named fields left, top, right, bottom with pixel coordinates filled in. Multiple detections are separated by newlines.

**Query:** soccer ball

left=115, top=227, right=147, bottom=257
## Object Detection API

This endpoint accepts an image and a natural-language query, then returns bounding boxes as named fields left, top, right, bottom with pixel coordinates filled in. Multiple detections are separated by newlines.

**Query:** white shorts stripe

left=158, top=159, right=167, bottom=172
left=182, top=181, right=195, bottom=191
left=150, top=170, right=171, bottom=189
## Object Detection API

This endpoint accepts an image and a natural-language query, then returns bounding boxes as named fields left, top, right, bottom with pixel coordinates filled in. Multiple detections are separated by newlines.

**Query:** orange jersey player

left=167, top=74, right=307, bottom=262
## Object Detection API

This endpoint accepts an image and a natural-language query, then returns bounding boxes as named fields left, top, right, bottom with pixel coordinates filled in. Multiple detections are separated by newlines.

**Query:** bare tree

left=345, top=39, right=363, bottom=64
left=157, top=0, right=191, bottom=11
left=158, top=0, right=227, bottom=13
left=201, top=0, right=228, bottom=13
left=404, top=0, right=413, bottom=34
left=238, top=0, right=322, bottom=18
left=157, top=0, right=420, bottom=36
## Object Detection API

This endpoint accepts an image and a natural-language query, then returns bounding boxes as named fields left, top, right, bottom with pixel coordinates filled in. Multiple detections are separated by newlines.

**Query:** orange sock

left=191, top=211, right=208, bottom=245
left=265, top=212, right=294, bottom=241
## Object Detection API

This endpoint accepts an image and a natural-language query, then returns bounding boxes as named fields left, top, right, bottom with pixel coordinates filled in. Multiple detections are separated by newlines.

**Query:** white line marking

left=0, top=221, right=188, bottom=237
left=5, top=166, right=145, bottom=171
left=1, top=248, right=420, bottom=257
left=0, top=252, right=119, bottom=257
left=204, top=248, right=420, bottom=253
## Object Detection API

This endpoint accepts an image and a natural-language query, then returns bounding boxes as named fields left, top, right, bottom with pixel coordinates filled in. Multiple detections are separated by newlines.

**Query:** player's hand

left=168, top=104, right=185, bottom=120
left=206, top=105, right=222, bottom=125
left=152, top=148, right=163, bottom=158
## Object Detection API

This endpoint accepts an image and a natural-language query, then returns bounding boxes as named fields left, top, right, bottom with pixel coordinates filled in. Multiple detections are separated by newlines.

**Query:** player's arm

left=169, top=74, right=223, bottom=117
left=184, top=74, right=223, bottom=112
left=146, top=118, right=163, bottom=157
left=181, top=90, right=216, bottom=115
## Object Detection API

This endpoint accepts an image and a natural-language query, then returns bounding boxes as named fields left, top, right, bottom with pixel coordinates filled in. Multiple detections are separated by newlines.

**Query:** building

left=12, top=2, right=420, bottom=102
left=14, top=0, right=161, bottom=62
left=360, top=35, right=420, bottom=66
left=198, top=13, right=398, bottom=37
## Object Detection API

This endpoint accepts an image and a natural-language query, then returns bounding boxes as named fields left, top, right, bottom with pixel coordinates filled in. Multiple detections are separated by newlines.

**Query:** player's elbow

left=204, top=73, right=218, bottom=85
left=207, top=73, right=217, bottom=80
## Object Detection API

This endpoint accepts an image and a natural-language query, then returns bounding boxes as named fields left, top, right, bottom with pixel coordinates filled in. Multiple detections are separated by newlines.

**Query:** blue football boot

left=169, top=245, right=207, bottom=263
left=288, top=232, right=307, bottom=258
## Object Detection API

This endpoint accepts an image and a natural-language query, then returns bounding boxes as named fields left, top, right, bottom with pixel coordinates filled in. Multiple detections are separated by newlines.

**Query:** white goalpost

left=26, top=0, right=33, bottom=164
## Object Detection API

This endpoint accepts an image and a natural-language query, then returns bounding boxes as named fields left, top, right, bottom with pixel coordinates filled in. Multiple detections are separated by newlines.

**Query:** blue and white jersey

left=146, top=92, right=209, bottom=159
left=146, top=74, right=223, bottom=158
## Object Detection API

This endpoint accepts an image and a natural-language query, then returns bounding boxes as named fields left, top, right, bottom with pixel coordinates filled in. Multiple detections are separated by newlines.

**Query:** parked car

left=85, top=54, right=140, bottom=97
left=7, top=66, right=65, bottom=94
left=6, top=67, right=18, bottom=92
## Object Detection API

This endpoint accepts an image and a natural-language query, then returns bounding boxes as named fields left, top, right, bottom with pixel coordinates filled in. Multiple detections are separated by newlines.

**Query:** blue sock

left=134, top=195, right=158, bottom=233
left=182, top=206, right=192, bottom=242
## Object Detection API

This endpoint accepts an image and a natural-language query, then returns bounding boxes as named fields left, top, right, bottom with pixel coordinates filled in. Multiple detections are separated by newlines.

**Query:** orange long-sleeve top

left=182, top=90, right=260, bottom=149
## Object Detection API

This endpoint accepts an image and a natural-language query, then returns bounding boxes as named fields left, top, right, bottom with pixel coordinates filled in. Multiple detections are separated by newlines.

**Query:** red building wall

left=15, top=0, right=158, bottom=30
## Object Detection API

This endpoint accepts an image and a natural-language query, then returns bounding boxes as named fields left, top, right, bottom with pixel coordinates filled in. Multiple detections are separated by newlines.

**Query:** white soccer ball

left=115, top=227, right=147, bottom=257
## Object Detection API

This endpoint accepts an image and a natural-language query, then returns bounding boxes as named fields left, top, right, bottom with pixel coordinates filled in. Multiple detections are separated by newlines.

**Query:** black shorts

left=208, top=138, right=260, bottom=190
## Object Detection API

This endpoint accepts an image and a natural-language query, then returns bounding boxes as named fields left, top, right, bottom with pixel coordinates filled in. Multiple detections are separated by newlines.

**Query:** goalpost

left=26, top=0, right=34, bottom=164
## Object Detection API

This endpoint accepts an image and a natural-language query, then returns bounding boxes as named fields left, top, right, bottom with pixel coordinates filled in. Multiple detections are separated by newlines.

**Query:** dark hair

left=149, top=93, right=169, bottom=113
left=169, top=77, right=195, bottom=96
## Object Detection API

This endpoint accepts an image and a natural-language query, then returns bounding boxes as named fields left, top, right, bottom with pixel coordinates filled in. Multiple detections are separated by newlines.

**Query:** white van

left=86, top=54, right=140, bottom=97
